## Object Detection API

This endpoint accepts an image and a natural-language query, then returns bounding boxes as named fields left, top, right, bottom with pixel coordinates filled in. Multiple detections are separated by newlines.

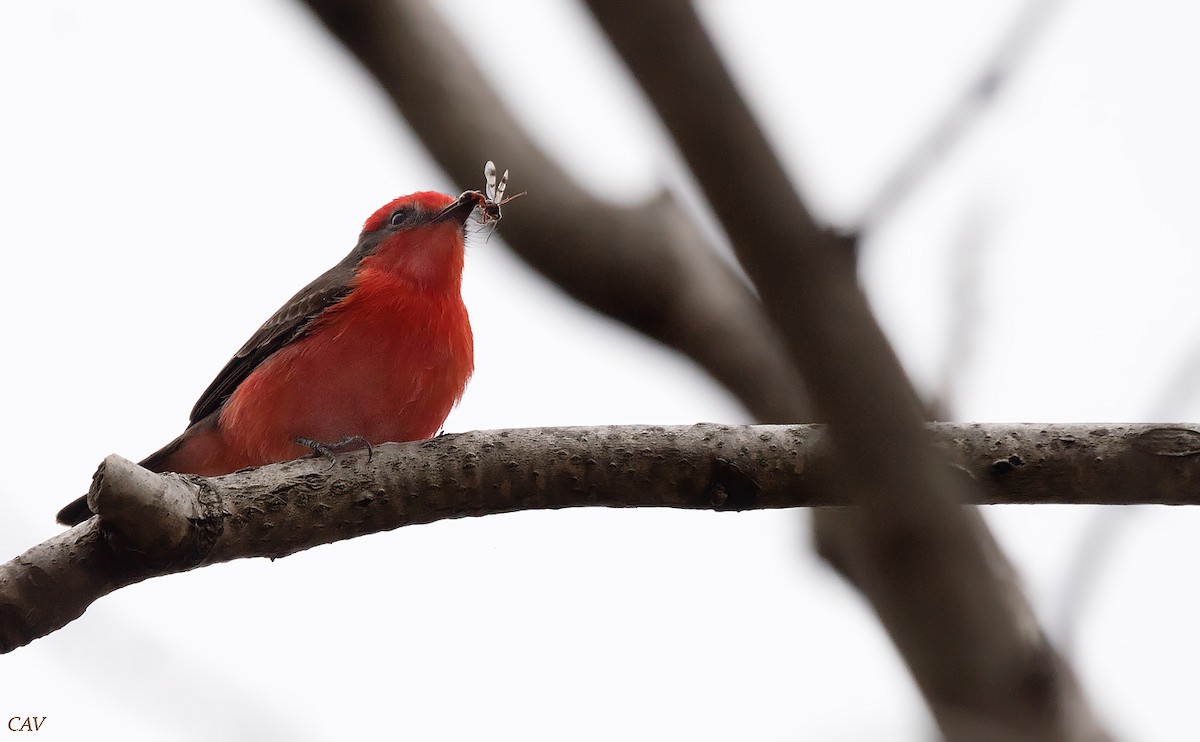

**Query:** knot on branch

left=1132, top=426, right=1200, bottom=457
left=706, top=457, right=761, bottom=511
left=89, top=455, right=223, bottom=567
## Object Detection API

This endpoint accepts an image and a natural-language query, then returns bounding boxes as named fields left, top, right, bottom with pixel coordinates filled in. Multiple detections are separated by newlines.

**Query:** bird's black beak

left=434, top=191, right=486, bottom=224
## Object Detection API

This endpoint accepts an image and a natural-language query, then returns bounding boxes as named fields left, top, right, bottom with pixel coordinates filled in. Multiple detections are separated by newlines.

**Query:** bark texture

left=2, top=423, right=1194, bottom=655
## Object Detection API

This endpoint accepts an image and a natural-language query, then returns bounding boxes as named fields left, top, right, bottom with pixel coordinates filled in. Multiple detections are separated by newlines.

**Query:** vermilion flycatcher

left=57, top=178, right=508, bottom=526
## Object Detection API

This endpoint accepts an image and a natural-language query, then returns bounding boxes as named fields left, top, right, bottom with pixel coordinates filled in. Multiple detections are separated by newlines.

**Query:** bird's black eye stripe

left=389, top=209, right=410, bottom=228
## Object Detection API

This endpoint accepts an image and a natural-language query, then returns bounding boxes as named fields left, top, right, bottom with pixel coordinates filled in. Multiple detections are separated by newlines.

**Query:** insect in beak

left=477, top=160, right=526, bottom=225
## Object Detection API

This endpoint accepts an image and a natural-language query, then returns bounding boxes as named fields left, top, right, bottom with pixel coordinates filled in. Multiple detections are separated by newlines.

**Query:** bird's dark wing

left=188, top=243, right=371, bottom=424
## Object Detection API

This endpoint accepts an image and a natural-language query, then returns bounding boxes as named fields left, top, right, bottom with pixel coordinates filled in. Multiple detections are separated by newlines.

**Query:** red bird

left=57, top=187, right=495, bottom=526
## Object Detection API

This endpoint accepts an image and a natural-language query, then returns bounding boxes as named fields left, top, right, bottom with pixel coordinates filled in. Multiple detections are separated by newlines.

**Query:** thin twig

left=1054, top=337, right=1200, bottom=652
left=929, top=202, right=991, bottom=419
left=858, top=0, right=1066, bottom=233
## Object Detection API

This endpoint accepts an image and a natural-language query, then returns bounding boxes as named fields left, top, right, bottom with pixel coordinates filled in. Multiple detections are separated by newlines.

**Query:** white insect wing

left=496, top=169, right=509, bottom=203
left=484, top=160, right=498, bottom=201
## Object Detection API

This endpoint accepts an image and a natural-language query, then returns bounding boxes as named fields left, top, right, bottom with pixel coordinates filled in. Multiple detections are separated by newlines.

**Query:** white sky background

left=1, top=0, right=1199, bottom=739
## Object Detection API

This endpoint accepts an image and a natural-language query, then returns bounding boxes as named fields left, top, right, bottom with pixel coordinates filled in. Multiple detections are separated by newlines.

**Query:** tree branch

left=858, top=0, right=1065, bottom=233
left=296, top=0, right=808, bottom=423
left=581, top=1, right=1106, bottom=738
left=3, top=423, right=1196, bottom=655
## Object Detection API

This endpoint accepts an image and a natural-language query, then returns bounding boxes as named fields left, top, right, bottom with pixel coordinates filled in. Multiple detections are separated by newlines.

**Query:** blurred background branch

left=1055, top=339, right=1200, bottom=655
left=298, top=0, right=810, bottom=423
left=929, top=203, right=991, bottom=420
left=583, top=0, right=1102, bottom=737
left=858, top=0, right=1065, bottom=234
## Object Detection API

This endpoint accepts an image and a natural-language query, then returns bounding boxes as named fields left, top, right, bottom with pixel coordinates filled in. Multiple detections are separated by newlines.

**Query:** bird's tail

left=54, top=416, right=216, bottom=526
left=54, top=495, right=95, bottom=528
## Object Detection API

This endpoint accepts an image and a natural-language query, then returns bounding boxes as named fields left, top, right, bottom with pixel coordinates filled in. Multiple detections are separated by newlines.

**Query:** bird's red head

left=356, top=190, right=485, bottom=290
left=361, top=191, right=477, bottom=234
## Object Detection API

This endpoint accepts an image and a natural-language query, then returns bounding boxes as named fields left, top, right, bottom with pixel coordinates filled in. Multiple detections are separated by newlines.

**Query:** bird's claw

left=295, top=435, right=373, bottom=470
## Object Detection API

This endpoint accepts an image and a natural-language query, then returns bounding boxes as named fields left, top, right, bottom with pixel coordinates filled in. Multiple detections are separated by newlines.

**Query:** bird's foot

left=331, top=435, right=373, bottom=464
left=295, top=435, right=374, bottom=470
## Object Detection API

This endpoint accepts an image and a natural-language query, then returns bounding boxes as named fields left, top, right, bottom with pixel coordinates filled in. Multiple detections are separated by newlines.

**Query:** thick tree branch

left=296, top=0, right=808, bottom=423
left=3, top=423, right=1197, bottom=655
left=582, top=2, right=1105, bottom=738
